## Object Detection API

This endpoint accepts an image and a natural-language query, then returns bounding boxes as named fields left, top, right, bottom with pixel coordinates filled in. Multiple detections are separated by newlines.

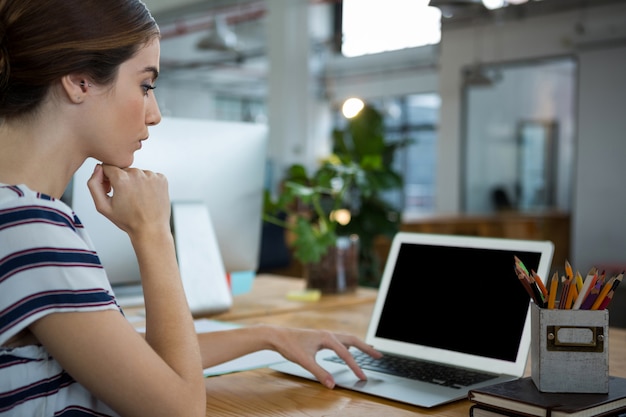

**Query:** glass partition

left=462, top=57, right=576, bottom=214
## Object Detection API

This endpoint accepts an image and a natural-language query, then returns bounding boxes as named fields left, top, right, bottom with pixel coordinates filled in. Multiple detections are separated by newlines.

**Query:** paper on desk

left=193, top=319, right=286, bottom=377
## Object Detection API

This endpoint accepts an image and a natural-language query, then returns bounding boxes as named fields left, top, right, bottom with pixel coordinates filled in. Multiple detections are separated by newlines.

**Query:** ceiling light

left=482, top=0, right=506, bottom=10
left=342, top=98, right=365, bottom=119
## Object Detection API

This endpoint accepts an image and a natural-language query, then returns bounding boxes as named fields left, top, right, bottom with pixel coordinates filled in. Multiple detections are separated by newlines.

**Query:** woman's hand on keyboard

left=266, top=327, right=383, bottom=389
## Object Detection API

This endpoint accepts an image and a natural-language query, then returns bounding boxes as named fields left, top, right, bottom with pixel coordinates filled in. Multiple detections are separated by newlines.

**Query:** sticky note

left=286, top=289, right=322, bottom=302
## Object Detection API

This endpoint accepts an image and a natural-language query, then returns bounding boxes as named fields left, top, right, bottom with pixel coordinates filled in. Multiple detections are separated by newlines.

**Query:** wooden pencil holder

left=530, top=303, right=609, bottom=393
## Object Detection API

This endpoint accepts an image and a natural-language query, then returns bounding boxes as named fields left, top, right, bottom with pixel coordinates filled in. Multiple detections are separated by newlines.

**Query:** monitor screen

left=70, top=117, right=268, bottom=287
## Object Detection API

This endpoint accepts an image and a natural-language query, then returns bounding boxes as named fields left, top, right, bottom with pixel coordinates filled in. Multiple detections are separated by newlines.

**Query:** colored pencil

left=598, top=290, right=614, bottom=310
left=572, top=267, right=597, bottom=310
left=558, top=276, right=570, bottom=309
left=514, top=256, right=529, bottom=275
left=591, top=276, right=616, bottom=310
left=580, top=281, right=602, bottom=310
left=515, top=266, right=544, bottom=307
left=563, top=277, right=577, bottom=309
left=575, top=271, right=584, bottom=293
left=531, top=270, right=548, bottom=298
left=547, top=272, right=559, bottom=309
left=565, top=260, right=574, bottom=280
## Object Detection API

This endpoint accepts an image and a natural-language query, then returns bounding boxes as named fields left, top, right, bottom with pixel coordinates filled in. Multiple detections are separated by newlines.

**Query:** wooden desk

left=198, top=275, right=626, bottom=416
left=122, top=274, right=624, bottom=414
left=213, top=275, right=378, bottom=321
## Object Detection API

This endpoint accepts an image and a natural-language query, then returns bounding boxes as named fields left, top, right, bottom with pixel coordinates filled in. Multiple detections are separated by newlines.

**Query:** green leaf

left=291, top=217, right=337, bottom=264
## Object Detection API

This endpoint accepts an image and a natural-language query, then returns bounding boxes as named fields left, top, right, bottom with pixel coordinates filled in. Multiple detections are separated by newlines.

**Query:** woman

left=0, top=1, right=381, bottom=416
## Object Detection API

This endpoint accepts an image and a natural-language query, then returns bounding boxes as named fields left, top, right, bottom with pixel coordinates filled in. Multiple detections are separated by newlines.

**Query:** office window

left=340, top=0, right=441, bottom=57
left=214, top=96, right=267, bottom=123
left=378, top=95, right=439, bottom=214
left=334, top=93, right=439, bottom=214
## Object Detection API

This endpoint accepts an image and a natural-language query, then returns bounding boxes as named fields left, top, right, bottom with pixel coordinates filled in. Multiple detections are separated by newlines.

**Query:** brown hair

left=0, top=0, right=160, bottom=120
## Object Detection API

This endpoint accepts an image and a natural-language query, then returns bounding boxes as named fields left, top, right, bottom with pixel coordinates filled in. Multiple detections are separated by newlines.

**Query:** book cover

left=470, top=404, right=626, bottom=417
left=470, top=404, right=533, bottom=417
left=468, top=376, right=626, bottom=417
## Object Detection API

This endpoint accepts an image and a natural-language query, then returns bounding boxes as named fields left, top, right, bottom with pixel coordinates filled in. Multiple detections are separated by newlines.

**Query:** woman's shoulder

left=0, top=184, right=117, bottom=334
left=1, top=183, right=69, bottom=205
left=0, top=183, right=81, bottom=230
left=0, top=183, right=72, bottom=210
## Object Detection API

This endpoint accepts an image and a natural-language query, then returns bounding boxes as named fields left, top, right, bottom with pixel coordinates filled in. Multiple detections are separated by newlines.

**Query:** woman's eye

left=142, top=84, right=156, bottom=95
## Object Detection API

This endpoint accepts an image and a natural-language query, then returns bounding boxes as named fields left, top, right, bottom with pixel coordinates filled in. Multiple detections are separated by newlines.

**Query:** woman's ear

left=60, top=74, right=91, bottom=104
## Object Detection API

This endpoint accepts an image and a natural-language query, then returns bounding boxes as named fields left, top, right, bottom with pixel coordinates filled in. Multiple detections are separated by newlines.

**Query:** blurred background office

left=143, top=0, right=626, bottom=293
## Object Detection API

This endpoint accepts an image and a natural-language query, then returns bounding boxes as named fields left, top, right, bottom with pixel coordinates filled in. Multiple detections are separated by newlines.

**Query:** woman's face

left=84, top=38, right=162, bottom=168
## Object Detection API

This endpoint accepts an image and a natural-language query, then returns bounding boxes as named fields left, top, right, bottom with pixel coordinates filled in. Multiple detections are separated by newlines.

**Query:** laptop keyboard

left=325, top=351, right=497, bottom=389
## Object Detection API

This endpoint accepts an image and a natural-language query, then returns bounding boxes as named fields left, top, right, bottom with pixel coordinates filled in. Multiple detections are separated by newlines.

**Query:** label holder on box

left=546, top=325, right=604, bottom=352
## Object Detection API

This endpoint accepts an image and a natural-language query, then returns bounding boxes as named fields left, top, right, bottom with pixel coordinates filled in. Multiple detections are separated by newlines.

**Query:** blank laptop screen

left=375, top=243, right=542, bottom=363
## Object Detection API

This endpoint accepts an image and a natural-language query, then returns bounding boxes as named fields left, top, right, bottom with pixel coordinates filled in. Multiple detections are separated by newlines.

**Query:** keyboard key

left=325, top=351, right=497, bottom=388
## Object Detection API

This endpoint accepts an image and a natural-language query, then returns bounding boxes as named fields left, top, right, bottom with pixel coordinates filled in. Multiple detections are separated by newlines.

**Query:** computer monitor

left=70, top=116, right=268, bottom=291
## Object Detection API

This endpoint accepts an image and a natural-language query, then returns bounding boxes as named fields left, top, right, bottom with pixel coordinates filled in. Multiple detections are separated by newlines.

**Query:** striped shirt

left=0, top=184, right=120, bottom=416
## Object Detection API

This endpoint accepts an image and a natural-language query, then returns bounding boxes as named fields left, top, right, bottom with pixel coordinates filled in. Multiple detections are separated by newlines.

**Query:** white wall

left=574, top=45, right=626, bottom=272
left=437, top=3, right=626, bottom=270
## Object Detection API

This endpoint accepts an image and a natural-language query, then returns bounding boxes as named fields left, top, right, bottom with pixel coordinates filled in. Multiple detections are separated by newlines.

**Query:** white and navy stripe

left=1, top=184, right=120, bottom=416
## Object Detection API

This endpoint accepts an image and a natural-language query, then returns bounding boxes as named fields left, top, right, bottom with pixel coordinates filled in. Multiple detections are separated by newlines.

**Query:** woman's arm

left=31, top=164, right=206, bottom=417
left=198, top=325, right=382, bottom=389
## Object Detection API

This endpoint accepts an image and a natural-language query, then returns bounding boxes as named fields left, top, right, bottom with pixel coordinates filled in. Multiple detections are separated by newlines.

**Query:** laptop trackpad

left=333, top=368, right=406, bottom=389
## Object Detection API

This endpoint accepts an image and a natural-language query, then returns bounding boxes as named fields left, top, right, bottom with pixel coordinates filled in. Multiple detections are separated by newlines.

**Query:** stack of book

left=468, top=376, right=626, bottom=417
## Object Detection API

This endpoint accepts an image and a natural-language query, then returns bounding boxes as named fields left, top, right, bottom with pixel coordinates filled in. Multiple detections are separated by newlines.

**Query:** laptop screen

left=375, top=242, right=542, bottom=362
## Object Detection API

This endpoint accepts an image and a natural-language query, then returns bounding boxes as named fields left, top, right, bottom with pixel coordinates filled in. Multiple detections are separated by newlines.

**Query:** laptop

left=270, top=232, right=554, bottom=408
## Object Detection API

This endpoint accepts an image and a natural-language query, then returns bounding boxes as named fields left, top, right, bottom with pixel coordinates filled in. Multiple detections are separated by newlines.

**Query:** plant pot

left=304, top=235, right=359, bottom=294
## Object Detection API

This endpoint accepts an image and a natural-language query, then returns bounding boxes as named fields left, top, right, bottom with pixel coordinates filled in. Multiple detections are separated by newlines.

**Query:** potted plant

left=262, top=158, right=361, bottom=293
left=263, top=104, right=410, bottom=290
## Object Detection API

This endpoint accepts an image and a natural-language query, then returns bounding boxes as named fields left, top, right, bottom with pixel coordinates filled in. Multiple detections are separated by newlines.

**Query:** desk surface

left=194, top=275, right=626, bottom=416
left=213, top=275, right=378, bottom=322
